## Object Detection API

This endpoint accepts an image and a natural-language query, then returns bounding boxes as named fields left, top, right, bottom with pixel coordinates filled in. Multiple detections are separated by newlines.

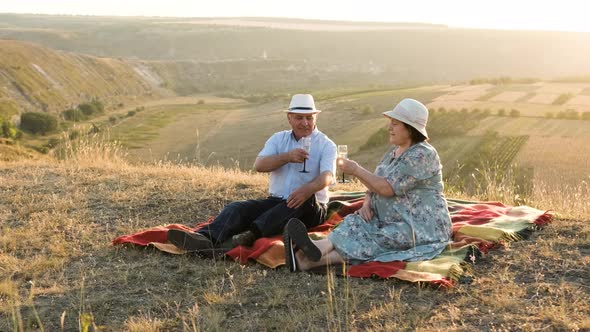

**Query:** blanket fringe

left=431, top=278, right=455, bottom=289
left=534, top=211, right=554, bottom=226
left=443, top=245, right=480, bottom=284
left=501, top=231, right=523, bottom=243
left=446, top=261, right=475, bottom=285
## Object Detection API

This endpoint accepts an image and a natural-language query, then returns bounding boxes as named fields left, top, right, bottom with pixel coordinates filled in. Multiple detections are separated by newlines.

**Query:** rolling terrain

left=103, top=82, right=590, bottom=201
left=2, top=14, right=590, bottom=95
left=0, top=14, right=589, bottom=331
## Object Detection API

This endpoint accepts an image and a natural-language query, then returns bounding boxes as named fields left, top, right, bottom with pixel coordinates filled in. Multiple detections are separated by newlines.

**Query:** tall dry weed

left=51, top=129, right=128, bottom=168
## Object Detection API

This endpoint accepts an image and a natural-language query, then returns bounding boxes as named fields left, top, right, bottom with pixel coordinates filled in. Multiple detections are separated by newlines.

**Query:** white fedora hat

left=383, top=98, right=429, bottom=138
left=285, top=94, right=321, bottom=114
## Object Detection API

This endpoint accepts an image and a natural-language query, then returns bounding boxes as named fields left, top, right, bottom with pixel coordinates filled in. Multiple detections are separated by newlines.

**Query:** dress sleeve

left=385, top=144, right=442, bottom=195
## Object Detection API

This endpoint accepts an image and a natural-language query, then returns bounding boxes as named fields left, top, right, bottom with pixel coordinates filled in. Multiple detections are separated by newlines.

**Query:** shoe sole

left=286, top=218, right=321, bottom=262
left=167, top=229, right=213, bottom=252
left=283, top=228, right=297, bottom=272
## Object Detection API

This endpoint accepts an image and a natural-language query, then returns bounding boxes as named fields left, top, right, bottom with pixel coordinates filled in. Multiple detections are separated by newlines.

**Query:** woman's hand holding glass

left=337, top=157, right=359, bottom=177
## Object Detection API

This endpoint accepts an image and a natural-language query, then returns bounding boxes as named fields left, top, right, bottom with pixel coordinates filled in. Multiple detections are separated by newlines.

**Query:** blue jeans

left=198, top=195, right=326, bottom=245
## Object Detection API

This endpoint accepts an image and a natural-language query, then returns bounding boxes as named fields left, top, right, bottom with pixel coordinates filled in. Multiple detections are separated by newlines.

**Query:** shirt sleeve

left=319, top=140, right=337, bottom=175
left=257, top=133, right=280, bottom=157
left=385, top=144, right=442, bottom=195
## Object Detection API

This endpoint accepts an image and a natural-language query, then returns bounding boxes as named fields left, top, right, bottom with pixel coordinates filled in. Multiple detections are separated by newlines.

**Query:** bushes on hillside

left=509, top=109, right=520, bottom=117
left=20, top=112, right=58, bottom=135
left=62, top=108, right=85, bottom=122
left=79, top=100, right=104, bottom=116
left=361, top=105, right=374, bottom=115
left=62, top=99, right=105, bottom=122
left=0, top=119, right=20, bottom=139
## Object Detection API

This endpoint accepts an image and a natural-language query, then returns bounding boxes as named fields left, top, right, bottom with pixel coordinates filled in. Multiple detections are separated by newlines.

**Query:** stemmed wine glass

left=337, top=145, right=348, bottom=183
left=300, top=136, right=312, bottom=173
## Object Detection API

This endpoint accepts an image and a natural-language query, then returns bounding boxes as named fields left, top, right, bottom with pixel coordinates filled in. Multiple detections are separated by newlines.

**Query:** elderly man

left=167, top=94, right=337, bottom=255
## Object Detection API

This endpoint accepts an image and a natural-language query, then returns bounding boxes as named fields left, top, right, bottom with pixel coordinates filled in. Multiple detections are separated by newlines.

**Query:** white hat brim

left=285, top=109, right=321, bottom=114
left=383, top=111, right=429, bottom=139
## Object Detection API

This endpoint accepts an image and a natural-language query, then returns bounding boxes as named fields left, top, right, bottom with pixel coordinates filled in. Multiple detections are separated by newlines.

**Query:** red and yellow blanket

left=112, top=192, right=552, bottom=287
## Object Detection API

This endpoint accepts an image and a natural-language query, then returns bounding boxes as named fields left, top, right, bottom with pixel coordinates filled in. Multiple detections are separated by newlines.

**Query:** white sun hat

left=285, top=94, right=321, bottom=114
left=383, top=98, right=429, bottom=139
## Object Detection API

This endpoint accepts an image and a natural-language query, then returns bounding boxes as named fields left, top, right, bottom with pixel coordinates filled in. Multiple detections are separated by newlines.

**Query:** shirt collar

left=291, top=127, right=319, bottom=141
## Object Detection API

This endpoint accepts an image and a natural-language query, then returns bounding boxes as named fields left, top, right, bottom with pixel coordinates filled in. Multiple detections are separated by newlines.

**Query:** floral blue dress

left=328, top=142, right=452, bottom=263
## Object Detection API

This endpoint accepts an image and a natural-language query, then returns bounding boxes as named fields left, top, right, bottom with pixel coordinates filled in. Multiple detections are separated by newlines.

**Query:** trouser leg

left=253, top=195, right=326, bottom=238
left=197, top=198, right=282, bottom=245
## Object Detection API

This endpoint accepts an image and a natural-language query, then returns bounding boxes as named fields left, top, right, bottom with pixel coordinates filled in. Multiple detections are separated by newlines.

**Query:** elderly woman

left=284, top=98, right=452, bottom=271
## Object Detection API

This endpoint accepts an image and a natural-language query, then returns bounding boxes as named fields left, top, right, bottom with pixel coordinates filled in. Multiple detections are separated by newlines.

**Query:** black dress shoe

left=231, top=230, right=257, bottom=247
left=191, top=238, right=235, bottom=260
left=286, top=218, right=321, bottom=262
left=167, top=229, right=214, bottom=252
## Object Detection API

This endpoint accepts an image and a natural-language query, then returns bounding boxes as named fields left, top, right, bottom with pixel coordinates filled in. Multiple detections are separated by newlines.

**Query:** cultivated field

left=88, top=82, right=590, bottom=208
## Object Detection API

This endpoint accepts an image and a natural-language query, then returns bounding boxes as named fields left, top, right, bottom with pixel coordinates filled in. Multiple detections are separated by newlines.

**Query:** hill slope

left=0, top=39, right=168, bottom=119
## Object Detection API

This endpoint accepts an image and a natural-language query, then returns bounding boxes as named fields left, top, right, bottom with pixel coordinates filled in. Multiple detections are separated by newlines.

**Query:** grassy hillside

left=0, top=39, right=167, bottom=118
left=2, top=14, right=590, bottom=95
left=0, top=141, right=588, bottom=331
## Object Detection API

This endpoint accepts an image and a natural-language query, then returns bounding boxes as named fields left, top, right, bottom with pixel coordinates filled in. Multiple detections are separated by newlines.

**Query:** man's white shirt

left=258, top=128, right=337, bottom=204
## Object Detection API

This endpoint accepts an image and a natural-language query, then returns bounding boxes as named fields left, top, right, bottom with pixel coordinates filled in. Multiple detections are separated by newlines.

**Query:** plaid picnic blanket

left=112, top=191, right=553, bottom=287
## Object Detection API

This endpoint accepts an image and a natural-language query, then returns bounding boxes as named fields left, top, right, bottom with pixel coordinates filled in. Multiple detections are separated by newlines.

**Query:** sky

left=2, top=0, right=590, bottom=33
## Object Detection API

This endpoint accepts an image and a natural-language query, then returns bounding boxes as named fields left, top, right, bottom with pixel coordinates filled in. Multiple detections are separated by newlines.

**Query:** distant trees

left=20, top=112, right=58, bottom=135
left=556, top=109, right=580, bottom=120
left=430, top=106, right=589, bottom=121
left=552, top=93, right=574, bottom=105
left=542, top=109, right=590, bottom=120
left=62, top=99, right=105, bottom=122
left=469, top=77, right=540, bottom=85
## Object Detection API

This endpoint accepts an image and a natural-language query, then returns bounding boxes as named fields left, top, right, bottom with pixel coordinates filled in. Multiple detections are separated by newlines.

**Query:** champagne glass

left=300, top=136, right=312, bottom=173
left=337, top=145, right=348, bottom=183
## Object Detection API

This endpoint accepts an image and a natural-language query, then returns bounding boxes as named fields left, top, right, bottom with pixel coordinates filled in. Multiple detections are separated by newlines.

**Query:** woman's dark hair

left=403, top=123, right=428, bottom=143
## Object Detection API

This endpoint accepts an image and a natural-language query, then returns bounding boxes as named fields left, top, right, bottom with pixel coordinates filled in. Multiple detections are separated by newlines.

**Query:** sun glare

left=1, top=0, right=590, bottom=33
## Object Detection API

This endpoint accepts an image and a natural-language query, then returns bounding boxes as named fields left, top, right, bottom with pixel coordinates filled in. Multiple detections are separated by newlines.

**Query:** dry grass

left=514, top=136, right=590, bottom=219
left=0, top=136, right=589, bottom=331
